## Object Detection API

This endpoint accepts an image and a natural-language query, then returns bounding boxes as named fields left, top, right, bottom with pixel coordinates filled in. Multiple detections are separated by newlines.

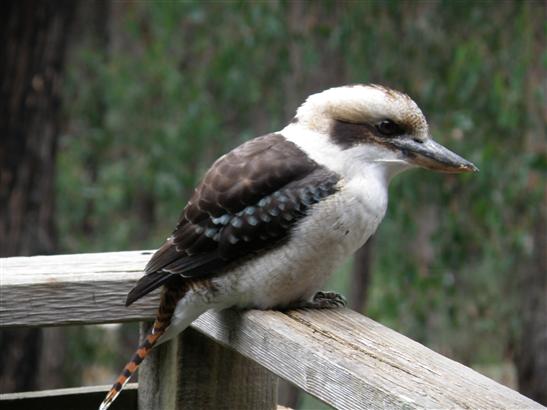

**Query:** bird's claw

left=308, top=290, right=347, bottom=308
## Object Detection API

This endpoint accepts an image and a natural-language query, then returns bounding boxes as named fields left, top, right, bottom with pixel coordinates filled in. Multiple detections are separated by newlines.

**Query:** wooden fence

left=0, top=251, right=542, bottom=409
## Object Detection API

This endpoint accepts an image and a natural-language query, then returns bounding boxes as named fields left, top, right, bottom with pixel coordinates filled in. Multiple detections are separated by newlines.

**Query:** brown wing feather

left=126, top=133, right=339, bottom=305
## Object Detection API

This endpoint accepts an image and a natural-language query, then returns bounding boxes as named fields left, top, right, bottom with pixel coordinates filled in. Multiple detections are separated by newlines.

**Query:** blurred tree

left=516, top=204, right=546, bottom=403
left=0, top=0, right=76, bottom=392
left=514, top=21, right=546, bottom=400
left=351, top=239, right=374, bottom=312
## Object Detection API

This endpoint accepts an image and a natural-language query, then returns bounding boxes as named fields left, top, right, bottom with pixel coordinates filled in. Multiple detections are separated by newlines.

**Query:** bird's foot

left=303, top=291, right=347, bottom=309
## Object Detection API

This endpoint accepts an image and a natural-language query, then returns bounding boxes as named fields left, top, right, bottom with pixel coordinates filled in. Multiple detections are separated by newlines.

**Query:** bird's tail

left=98, top=322, right=164, bottom=410
left=98, top=287, right=185, bottom=410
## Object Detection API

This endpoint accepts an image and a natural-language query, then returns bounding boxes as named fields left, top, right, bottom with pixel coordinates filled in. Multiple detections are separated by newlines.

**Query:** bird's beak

left=391, top=137, right=478, bottom=173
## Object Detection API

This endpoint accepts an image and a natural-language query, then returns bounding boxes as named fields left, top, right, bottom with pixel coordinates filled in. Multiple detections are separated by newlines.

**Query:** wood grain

left=0, top=384, right=138, bottom=410
left=1, top=250, right=157, bottom=326
left=1, top=251, right=542, bottom=409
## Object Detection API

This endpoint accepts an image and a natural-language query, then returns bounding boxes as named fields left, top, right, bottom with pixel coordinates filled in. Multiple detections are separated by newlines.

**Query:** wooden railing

left=0, top=251, right=542, bottom=409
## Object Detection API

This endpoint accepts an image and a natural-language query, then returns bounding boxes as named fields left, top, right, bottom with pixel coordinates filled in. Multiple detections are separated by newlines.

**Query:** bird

left=99, top=84, right=477, bottom=410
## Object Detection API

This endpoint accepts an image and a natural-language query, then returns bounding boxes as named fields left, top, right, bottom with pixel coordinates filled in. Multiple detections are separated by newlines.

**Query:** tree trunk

left=350, top=239, right=374, bottom=312
left=514, top=4, right=547, bottom=403
left=0, top=0, right=75, bottom=393
left=515, top=205, right=547, bottom=405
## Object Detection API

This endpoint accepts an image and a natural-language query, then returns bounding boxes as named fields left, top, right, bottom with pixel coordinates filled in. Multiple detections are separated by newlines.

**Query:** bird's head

left=290, top=84, right=478, bottom=177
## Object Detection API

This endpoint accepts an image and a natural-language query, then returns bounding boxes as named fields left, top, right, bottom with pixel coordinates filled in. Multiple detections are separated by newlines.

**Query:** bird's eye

left=376, top=120, right=404, bottom=137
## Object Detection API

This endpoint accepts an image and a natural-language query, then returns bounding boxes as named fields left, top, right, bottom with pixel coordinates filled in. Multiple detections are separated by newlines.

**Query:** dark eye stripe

left=376, top=120, right=404, bottom=137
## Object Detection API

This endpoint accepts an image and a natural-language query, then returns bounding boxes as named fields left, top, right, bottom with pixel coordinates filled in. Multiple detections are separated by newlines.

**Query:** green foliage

left=60, top=1, right=295, bottom=250
left=59, top=0, right=545, bottom=397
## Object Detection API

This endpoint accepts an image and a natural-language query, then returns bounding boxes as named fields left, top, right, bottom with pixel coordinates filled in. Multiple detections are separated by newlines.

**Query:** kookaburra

left=100, top=84, right=477, bottom=409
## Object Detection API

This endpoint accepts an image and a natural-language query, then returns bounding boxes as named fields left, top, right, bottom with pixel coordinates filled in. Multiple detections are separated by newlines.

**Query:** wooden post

left=138, top=322, right=178, bottom=410
left=138, top=323, right=278, bottom=410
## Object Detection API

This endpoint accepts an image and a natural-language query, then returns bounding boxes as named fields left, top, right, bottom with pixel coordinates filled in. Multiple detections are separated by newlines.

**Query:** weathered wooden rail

left=0, top=251, right=543, bottom=409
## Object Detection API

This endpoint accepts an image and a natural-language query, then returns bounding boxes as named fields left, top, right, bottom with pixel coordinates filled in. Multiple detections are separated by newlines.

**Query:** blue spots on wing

left=273, top=191, right=289, bottom=203
left=318, top=181, right=334, bottom=194
left=205, top=227, right=218, bottom=238
left=247, top=215, right=259, bottom=226
left=212, top=214, right=231, bottom=225
left=298, top=187, right=315, bottom=206
left=259, top=212, right=271, bottom=223
left=230, top=217, right=243, bottom=228
left=258, top=197, right=271, bottom=207
left=204, top=174, right=338, bottom=251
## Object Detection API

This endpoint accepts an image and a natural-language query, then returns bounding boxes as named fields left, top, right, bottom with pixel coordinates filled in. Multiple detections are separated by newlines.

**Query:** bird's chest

left=221, top=177, right=388, bottom=309
left=289, top=176, right=388, bottom=266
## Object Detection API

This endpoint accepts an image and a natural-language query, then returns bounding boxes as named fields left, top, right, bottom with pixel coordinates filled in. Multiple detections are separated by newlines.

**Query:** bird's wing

left=126, top=133, right=340, bottom=306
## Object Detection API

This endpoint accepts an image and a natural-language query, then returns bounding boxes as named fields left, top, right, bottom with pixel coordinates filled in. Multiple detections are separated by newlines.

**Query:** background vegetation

left=2, top=1, right=545, bottom=408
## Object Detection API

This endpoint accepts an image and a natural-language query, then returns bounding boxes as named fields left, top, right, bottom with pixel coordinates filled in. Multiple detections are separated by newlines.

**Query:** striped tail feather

left=99, top=286, right=186, bottom=410
left=98, top=321, right=165, bottom=410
